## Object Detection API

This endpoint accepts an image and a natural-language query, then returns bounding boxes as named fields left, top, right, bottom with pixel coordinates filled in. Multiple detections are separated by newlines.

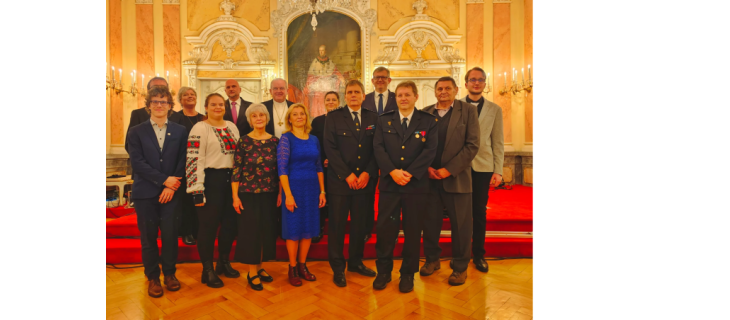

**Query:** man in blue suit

left=127, top=86, right=188, bottom=298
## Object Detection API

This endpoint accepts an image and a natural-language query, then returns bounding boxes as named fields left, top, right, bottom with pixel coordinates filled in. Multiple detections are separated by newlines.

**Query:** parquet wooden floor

left=107, top=258, right=532, bottom=320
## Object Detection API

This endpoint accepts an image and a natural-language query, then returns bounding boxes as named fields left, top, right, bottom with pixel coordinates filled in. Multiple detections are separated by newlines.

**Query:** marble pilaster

left=136, top=4, right=154, bottom=109
left=466, top=2, right=484, bottom=76
left=163, top=3, right=181, bottom=108
left=109, top=0, right=124, bottom=148
left=493, top=2, right=511, bottom=145
left=524, top=0, right=533, bottom=143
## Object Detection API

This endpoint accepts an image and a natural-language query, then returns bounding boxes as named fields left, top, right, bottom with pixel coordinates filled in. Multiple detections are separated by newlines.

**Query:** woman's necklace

left=275, top=104, right=286, bottom=126
left=183, top=108, right=198, bottom=127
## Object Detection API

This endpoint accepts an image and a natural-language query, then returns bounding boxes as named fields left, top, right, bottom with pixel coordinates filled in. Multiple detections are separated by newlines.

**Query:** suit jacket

left=125, top=108, right=151, bottom=152
left=323, top=106, right=379, bottom=195
left=460, top=97, right=504, bottom=175
left=310, top=114, right=328, bottom=164
left=262, top=99, right=294, bottom=136
left=224, top=97, right=253, bottom=136
left=362, top=90, right=397, bottom=115
left=127, top=120, right=187, bottom=200
left=422, top=100, right=481, bottom=193
left=373, top=109, right=438, bottom=194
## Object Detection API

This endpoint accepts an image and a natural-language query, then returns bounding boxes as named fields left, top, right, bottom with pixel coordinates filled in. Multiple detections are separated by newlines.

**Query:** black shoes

left=182, top=234, right=196, bottom=245
left=474, top=258, right=489, bottom=273
left=373, top=273, right=392, bottom=290
left=257, top=268, right=273, bottom=282
left=201, top=261, right=224, bottom=288
left=347, top=264, right=377, bottom=277
left=399, top=274, right=414, bottom=293
left=216, top=259, right=240, bottom=278
left=333, top=272, right=347, bottom=287
left=247, top=273, right=264, bottom=291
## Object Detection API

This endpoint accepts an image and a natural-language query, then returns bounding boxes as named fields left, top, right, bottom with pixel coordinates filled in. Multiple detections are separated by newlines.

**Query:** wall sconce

left=499, top=65, right=533, bottom=96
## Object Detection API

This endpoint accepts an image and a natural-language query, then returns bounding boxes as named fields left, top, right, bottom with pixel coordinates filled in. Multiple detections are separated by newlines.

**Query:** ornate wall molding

left=135, top=0, right=153, bottom=4
left=162, top=0, right=180, bottom=4
left=467, top=0, right=485, bottom=3
left=493, top=0, right=511, bottom=3
left=270, top=0, right=377, bottom=91
left=411, top=0, right=430, bottom=21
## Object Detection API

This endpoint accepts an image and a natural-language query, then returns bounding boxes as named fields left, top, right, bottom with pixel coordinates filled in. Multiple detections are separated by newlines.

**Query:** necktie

left=378, top=93, right=384, bottom=115
left=402, top=117, right=408, bottom=132
left=231, top=101, right=238, bottom=123
left=353, top=111, right=360, bottom=137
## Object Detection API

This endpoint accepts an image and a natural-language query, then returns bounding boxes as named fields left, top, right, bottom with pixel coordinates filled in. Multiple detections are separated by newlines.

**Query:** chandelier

left=292, top=0, right=347, bottom=31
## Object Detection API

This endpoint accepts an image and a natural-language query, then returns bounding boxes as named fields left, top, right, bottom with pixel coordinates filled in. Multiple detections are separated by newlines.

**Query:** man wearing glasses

left=461, top=67, right=504, bottom=273
left=363, top=67, right=398, bottom=116
left=126, top=77, right=169, bottom=152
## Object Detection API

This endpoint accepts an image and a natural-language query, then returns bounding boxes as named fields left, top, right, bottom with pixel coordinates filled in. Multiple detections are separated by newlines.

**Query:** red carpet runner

left=107, top=185, right=532, bottom=263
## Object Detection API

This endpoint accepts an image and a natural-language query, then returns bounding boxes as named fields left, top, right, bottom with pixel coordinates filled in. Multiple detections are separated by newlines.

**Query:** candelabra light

left=499, top=65, right=533, bottom=96
left=106, top=64, right=176, bottom=98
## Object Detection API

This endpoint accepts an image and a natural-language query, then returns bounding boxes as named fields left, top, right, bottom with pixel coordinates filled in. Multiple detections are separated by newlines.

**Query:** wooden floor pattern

left=107, top=258, right=532, bottom=320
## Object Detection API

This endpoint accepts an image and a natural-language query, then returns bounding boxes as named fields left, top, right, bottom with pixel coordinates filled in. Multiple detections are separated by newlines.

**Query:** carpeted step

left=106, top=235, right=532, bottom=264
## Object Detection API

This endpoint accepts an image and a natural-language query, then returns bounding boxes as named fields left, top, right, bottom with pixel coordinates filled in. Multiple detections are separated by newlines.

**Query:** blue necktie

left=378, top=93, right=384, bottom=115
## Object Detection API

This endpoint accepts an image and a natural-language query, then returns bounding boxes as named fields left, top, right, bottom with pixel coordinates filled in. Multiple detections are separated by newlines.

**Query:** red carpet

left=106, top=185, right=532, bottom=263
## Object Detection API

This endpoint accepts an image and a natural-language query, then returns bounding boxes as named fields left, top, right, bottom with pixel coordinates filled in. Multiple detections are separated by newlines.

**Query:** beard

left=468, top=89, right=483, bottom=96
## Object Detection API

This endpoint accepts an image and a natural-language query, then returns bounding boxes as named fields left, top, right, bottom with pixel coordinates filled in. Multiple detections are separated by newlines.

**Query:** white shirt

left=398, top=109, right=415, bottom=128
left=186, top=121, right=240, bottom=194
left=435, top=101, right=454, bottom=117
left=150, top=119, right=168, bottom=150
left=347, top=105, right=363, bottom=121
left=272, top=100, right=289, bottom=138
left=374, top=90, right=391, bottom=109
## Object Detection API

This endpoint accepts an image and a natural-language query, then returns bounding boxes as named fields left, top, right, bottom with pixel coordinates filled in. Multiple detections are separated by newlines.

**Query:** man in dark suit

left=323, top=80, right=379, bottom=287
left=125, top=77, right=169, bottom=152
left=126, top=86, right=187, bottom=298
left=362, top=67, right=397, bottom=115
left=372, top=81, right=438, bottom=293
left=261, top=78, right=294, bottom=138
left=419, top=77, right=481, bottom=286
left=461, top=67, right=504, bottom=273
left=223, top=79, right=253, bottom=135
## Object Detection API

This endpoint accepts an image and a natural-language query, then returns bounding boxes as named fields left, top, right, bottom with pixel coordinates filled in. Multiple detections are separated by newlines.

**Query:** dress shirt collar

left=150, top=118, right=168, bottom=128
left=399, top=109, right=414, bottom=122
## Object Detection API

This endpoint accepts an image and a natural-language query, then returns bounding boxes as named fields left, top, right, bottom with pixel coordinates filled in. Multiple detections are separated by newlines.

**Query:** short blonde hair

left=245, top=103, right=270, bottom=127
left=177, top=87, right=197, bottom=105
left=284, top=104, right=312, bottom=134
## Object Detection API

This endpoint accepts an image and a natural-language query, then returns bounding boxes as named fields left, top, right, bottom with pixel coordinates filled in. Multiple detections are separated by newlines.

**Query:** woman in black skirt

left=231, top=103, right=281, bottom=291
left=186, top=93, right=240, bottom=288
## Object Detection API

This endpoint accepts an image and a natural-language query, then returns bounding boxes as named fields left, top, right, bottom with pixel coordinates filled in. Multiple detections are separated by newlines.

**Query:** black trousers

left=135, top=196, right=180, bottom=280
left=421, top=180, right=473, bottom=272
left=375, top=192, right=428, bottom=275
left=471, top=170, right=493, bottom=258
left=364, top=189, right=376, bottom=237
left=195, top=168, right=238, bottom=262
left=234, top=192, right=278, bottom=264
left=328, top=193, right=373, bottom=273
left=178, top=192, right=199, bottom=237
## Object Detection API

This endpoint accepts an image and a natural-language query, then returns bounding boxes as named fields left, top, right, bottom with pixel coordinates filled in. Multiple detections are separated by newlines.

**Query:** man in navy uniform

left=126, top=86, right=188, bottom=298
left=323, top=80, right=379, bottom=287
left=419, top=76, right=481, bottom=286
left=372, top=81, right=438, bottom=293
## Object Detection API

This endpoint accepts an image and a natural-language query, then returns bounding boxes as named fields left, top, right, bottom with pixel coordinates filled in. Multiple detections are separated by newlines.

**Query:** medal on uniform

left=415, top=134, right=420, bottom=139
left=422, top=137, right=426, bottom=142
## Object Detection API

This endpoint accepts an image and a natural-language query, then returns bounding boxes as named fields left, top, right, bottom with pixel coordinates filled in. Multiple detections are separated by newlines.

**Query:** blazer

left=262, top=99, right=294, bottom=136
left=373, top=109, right=438, bottom=194
left=125, top=108, right=151, bottom=152
left=460, top=97, right=504, bottom=175
left=422, top=100, right=481, bottom=193
left=310, top=114, right=328, bottom=164
left=127, top=120, right=187, bottom=200
left=362, top=90, right=397, bottom=115
left=224, top=97, right=253, bottom=136
left=323, top=106, right=379, bottom=195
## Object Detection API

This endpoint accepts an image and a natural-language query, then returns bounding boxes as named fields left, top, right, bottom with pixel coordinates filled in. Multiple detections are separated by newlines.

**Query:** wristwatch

left=320, top=191, right=326, bottom=194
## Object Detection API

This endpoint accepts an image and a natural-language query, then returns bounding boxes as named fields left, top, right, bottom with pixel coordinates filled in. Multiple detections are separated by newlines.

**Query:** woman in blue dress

left=277, top=103, right=326, bottom=287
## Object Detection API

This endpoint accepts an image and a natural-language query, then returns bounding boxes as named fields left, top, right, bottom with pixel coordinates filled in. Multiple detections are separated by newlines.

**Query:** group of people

left=125, top=66, right=504, bottom=298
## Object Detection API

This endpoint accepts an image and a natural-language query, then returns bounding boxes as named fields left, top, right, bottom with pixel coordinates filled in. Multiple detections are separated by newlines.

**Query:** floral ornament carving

left=412, top=0, right=430, bottom=21
left=186, top=45, right=209, bottom=64
left=410, top=57, right=430, bottom=69
left=250, top=44, right=274, bottom=65
left=374, top=46, right=399, bottom=65
left=218, top=0, right=237, bottom=22
left=440, top=46, right=465, bottom=63
left=218, top=31, right=240, bottom=58
left=407, top=31, right=432, bottom=68
left=219, top=59, right=240, bottom=70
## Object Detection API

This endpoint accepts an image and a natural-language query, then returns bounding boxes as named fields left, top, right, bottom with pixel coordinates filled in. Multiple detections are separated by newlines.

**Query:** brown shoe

left=297, top=262, right=317, bottom=281
left=447, top=271, right=467, bottom=286
left=288, top=265, right=303, bottom=287
left=164, top=274, right=181, bottom=291
left=148, top=278, right=163, bottom=298
left=419, top=261, right=441, bottom=276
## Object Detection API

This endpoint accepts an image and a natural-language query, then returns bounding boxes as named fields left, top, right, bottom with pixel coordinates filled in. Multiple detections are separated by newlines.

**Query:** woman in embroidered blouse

left=186, top=93, right=240, bottom=288
left=278, top=104, right=327, bottom=287
left=231, top=103, right=281, bottom=291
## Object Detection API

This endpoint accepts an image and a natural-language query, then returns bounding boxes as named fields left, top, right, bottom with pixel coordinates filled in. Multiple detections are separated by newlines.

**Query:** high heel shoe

left=201, top=261, right=224, bottom=288
left=288, top=265, right=302, bottom=287
left=297, top=262, right=316, bottom=281
left=247, top=273, right=263, bottom=291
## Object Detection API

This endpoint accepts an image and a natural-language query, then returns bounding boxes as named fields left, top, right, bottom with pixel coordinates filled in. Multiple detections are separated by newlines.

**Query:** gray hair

left=245, top=103, right=271, bottom=127
left=270, top=78, right=287, bottom=89
left=177, top=86, right=197, bottom=105
left=373, top=66, right=390, bottom=78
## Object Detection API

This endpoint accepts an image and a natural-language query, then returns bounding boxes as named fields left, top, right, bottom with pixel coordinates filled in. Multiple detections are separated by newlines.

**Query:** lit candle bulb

left=142, top=74, right=145, bottom=86
left=528, top=64, right=532, bottom=82
left=512, top=68, right=516, bottom=85
left=504, top=72, right=507, bottom=89
left=521, top=68, right=524, bottom=83
left=111, top=66, right=115, bottom=82
left=119, top=68, right=123, bottom=83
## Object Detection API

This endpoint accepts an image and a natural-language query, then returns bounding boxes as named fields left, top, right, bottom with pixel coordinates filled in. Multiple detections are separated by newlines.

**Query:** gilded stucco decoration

left=271, top=0, right=376, bottom=91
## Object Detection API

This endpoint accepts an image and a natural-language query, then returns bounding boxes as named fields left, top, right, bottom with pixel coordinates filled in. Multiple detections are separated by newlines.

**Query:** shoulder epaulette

left=361, top=107, right=376, bottom=113
left=417, top=109, right=436, bottom=117
left=380, top=110, right=396, bottom=116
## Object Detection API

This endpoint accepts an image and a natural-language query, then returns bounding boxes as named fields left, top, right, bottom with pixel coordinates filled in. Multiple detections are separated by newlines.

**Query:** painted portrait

left=286, top=12, right=362, bottom=118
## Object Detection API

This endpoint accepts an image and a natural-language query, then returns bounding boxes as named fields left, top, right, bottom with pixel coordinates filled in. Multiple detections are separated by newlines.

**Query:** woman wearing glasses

left=186, top=93, right=240, bottom=288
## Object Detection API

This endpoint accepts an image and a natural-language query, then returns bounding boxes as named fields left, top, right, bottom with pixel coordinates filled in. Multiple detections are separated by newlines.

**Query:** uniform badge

left=388, top=121, right=391, bottom=126
left=422, top=137, right=426, bottom=142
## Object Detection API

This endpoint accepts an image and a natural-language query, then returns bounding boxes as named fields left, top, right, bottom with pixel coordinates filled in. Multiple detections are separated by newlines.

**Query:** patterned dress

left=277, top=132, right=323, bottom=240
left=231, top=135, right=280, bottom=193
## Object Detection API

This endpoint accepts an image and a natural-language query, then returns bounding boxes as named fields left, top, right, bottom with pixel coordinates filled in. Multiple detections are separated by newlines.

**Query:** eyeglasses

left=373, top=76, right=390, bottom=81
left=468, top=78, right=486, bottom=84
left=150, top=100, right=170, bottom=106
